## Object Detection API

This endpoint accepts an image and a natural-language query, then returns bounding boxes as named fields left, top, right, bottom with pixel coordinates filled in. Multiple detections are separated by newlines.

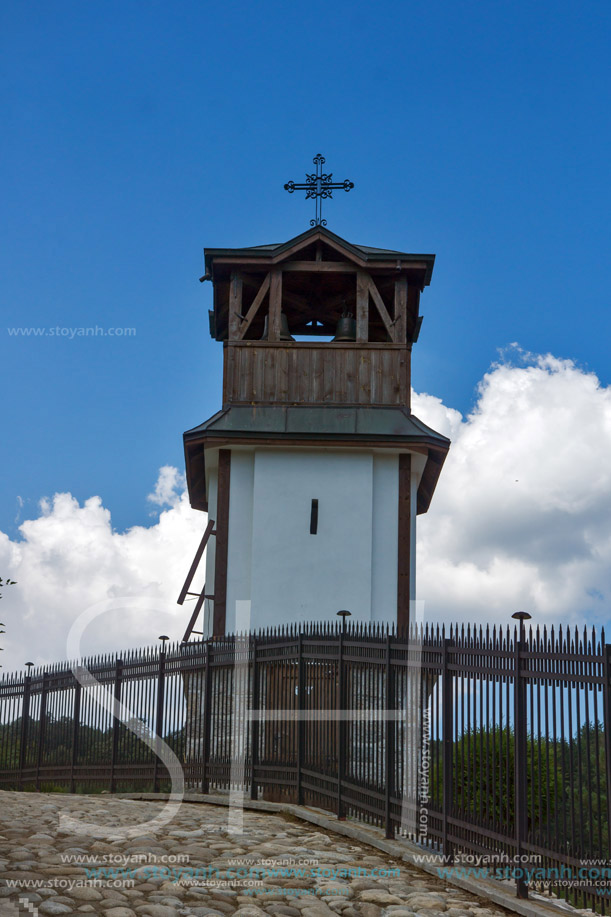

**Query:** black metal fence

left=1, top=621, right=610, bottom=911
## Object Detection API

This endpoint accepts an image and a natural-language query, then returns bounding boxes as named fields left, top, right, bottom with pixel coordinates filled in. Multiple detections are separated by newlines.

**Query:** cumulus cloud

left=1, top=347, right=611, bottom=672
left=0, top=477, right=205, bottom=670
left=147, top=465, right=186, bottom=510
left=415, top=347, right=611, bottom=630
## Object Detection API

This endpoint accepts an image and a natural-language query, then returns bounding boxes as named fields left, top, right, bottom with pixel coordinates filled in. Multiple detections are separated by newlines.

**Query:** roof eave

left=183, top=426, right=449, bottom=515
left=204, top=225, right=435, bottom=282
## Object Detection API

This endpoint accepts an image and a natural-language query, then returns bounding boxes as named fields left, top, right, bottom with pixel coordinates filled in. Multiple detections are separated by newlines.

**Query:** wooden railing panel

left=223, top=342, right=410, bottom=407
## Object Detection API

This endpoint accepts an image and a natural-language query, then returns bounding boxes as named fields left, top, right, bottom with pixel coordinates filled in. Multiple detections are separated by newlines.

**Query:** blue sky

left=1, top=0, right=610, bottom=540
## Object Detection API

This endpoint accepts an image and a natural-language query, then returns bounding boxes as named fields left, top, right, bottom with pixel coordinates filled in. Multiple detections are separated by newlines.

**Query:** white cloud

left=147, top=465, right=186, bottom=509
left=0, top=479, right=205, bottom=671
left=2, top=347, right=611, bottom=672
left=415, top=347, right=611, bottom=630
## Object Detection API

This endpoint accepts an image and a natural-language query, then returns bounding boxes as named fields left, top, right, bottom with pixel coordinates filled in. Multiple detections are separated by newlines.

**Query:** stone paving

left=0, top=792, right=514, bottom=917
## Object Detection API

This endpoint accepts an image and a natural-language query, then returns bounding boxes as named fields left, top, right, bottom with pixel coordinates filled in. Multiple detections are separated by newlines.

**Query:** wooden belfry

left=178, top=174, right=449, bottom=641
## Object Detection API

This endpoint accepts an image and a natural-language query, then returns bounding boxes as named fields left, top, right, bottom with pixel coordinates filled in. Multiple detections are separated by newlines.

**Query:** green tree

left=430, top=725, right=565, bottom=831
left=554, top=721, right=609, bottom=858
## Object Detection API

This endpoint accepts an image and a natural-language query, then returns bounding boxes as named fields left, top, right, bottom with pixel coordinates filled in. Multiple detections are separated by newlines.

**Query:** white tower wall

left=203, top=446, right=424, bottom=635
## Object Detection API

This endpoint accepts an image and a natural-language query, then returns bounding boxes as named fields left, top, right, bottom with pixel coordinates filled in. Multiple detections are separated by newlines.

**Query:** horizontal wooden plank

left=210, top=256, right=431, bottom=273
left=281, top=261, right=358, bottom=272
left=226, top=341, right=407, bottom=349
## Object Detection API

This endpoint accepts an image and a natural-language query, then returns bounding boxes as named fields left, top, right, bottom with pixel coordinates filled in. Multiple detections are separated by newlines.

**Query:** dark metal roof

left=184, top=405, right=450, bottom=446
left=183, top=405, right=449, bottom=516
left=204, top=225, right=435, bottom=283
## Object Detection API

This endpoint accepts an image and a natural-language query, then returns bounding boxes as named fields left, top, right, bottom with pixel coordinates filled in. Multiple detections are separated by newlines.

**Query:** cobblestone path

left=0, top=791, right=514, bottom=917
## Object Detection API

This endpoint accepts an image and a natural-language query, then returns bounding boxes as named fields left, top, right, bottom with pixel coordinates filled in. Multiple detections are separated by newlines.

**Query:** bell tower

left=180, top=225, right=449, bottom=639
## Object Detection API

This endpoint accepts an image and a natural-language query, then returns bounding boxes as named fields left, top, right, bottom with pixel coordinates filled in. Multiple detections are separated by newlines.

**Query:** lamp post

left=154, top=636, right=170, bottom=792
left=511, top=611, right=532, bottom=899
left=19, top=663, right=35, bottom=787
left=335, top=611, right=351, bottom=819
left=511, top=611, right=532, bottom=645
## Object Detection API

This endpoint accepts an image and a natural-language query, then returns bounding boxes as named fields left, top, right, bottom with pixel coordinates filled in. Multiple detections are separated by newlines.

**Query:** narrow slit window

left=310, top=499, right=319, bottom=534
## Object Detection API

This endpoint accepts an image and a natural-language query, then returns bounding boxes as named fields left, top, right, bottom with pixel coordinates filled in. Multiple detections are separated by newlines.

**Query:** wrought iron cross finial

left=284, top=153, right=354, bottom=227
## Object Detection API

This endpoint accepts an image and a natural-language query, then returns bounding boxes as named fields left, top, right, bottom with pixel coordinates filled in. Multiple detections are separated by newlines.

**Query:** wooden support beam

left=212, top=253, right=430, bottom=272
left=237, top=273, right=270, bottom=340
left=182, top=589, right=207, bottom=644
left=407, top=283, right=420, bottom=340
left=228, top=272, right=243, bottom=341
left=268, top=269, right=282, bottom=341
left=281, top=261, right=358, bottom=273
left=177, top=518, right=216, bottom=605
left=394, top=277, right=407, bottom=345
left=356, top=271, right=369, bottom=343
left=213, top=450, right=231, bottom=636
left=368, top=277, right=395, bottom=342
left=397, top=453, right=411, bottom=635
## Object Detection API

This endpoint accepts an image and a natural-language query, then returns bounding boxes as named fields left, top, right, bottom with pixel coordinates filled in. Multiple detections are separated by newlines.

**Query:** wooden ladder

left=177, top=518, right=216, bottom=643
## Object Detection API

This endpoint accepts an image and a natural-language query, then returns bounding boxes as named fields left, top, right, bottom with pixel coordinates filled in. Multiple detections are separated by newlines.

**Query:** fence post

left=385, top=631, right=395, bottom=839
left=110, top=658, right=123, bottom=793
left=201, top=640, right=213, bottom=795
left=602, top=644, right=611, bottom=859
left=297, top=632, right=305, bottom=805
left=70, top=680, right=81, bottom=794
left=153, top=647, right=167, bottom=794
left=442, top=637, right=454, bottom=862
left=18, top=670, right=32, bottom=789
left=513, top=615, right=530, bottom=899
left=250, top=637, right=259, bottom=800
left=35, top=672, right=49, bottom=791
left=337, top=627, right=345, bottom=820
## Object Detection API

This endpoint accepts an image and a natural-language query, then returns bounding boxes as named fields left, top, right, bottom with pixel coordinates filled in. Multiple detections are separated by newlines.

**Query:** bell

left=333, top=311, right=357, bottom=342
left=260, top=312, right=295, bottom=341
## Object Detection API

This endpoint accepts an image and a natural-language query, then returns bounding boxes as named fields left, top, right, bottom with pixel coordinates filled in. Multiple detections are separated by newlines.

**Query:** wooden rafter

left=268, top=231, right=365, bottom=266
left=237, top=273, right=270, bottom=340
left=367, top=277, right=395, bottom=342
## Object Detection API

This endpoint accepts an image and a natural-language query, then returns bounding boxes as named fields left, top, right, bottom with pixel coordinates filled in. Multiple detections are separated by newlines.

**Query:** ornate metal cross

left=284, top=153, right=354, bottom=227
